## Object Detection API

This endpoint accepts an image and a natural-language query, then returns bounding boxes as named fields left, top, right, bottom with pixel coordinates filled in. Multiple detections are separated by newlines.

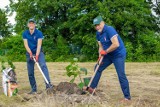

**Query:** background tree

left=7, top=0, right=160, bottom=61
left=0, top=9, right=11, bottom=38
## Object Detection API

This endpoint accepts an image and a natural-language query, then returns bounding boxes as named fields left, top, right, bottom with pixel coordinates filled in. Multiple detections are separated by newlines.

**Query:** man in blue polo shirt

left=84, top=16, right=131, bottom=101
left=22, top=19, right=52, bottom=94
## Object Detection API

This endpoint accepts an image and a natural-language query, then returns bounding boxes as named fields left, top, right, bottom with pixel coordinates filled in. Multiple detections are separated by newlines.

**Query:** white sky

left=0, top=0, right=10, bottom=9
left=0, top=0, right=16, bottom=25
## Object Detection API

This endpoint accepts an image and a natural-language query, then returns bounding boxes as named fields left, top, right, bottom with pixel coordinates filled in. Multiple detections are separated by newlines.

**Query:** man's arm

left=36, top=39, right=42, bottom=56
left=98, top=41, right=103, bottom=57
left=23, top=39, right=32, bottom=53
left=106, top=35, right=119, bottom=53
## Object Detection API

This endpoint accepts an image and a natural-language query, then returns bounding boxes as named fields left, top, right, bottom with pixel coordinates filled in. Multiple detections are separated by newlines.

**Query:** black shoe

left=27, top=91, right=37, bottom=95
left=46, top=84, right=54, bottom=89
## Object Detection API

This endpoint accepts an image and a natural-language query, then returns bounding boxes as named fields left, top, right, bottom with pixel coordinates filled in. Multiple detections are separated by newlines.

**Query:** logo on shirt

left=104, top=37, right=106, bottom=41
left=34, top=36, right=36, bottom=40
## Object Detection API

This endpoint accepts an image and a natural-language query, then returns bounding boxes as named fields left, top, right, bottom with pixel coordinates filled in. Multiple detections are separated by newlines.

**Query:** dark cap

left=93, top=16, right=103, bottom=25
left=28, top=18, right=36, bottom=23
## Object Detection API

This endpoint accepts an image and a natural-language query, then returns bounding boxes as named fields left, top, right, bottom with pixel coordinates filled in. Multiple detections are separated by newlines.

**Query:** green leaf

left=80, top=67, right=88, bottom=75
left=12, top=88, right=18, bottom=96
left=78, top=82, right=85, bottom=90
left=83, top=77, right=91, bottom=86
left=66, top=71, right=73, bottom=77
left=72, top=66, right=78, bottom=71
left=66, top=66, right=71, bottom=72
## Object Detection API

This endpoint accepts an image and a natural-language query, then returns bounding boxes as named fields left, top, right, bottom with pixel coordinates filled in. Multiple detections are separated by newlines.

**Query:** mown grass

left=0, top=62, right=160, bottom=107
left=150, top=63, right=160, bottom=76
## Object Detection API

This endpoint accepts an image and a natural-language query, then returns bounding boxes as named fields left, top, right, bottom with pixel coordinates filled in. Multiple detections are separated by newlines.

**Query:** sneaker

left=120, top=98, right=131, bottom=103
left=83, top=86, right=95, bottom=94
left=88, top=87, right=95, bottom=94
left=27, top=91, right=37, bottom=95
left=46, top=84, right=54, bottom=90
left=46, top=83, right=54, bottom=88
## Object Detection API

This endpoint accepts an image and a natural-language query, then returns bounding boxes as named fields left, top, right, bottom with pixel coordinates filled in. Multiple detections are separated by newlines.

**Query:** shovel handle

left=33, top=56, right=49, bottom=84
left=87, top=56, right=104, bottom=87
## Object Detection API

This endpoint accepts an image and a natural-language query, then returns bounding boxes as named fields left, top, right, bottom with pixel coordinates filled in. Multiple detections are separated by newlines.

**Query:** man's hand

left=29, top=52, right=33, bottom=59
left=97, top=56, right=103, bottom=61
left=36, top=55, right=39, bottom=62
left=100, top=50, right=107, bottom=56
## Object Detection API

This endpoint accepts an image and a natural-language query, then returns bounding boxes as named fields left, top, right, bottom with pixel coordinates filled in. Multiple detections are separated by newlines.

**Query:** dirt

left=56, top=82, right=83, bottom=95
left=21, top=82, right=107, bottom=105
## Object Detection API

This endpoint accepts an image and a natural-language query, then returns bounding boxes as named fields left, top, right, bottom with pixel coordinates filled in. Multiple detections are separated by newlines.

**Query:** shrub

left=0, top=35, right=26, bottom=61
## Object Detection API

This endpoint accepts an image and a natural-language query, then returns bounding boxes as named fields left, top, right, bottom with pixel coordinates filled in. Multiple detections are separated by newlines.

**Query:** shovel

left=33, top=56, right=53, bottom=94
left=86, top=56, right=104, bottom=95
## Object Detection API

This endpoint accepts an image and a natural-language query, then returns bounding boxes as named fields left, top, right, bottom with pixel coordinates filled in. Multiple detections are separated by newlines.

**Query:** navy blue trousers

left=90, top=55, right=131, bottom=99
left=26, top=52, right=51, bottom=92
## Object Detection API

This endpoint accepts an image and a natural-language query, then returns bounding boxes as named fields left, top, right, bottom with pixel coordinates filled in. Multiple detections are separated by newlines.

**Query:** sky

left=0, top=0, right=16, bottom=25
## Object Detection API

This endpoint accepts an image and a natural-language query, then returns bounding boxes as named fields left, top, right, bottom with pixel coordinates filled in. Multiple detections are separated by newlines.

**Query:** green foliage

left=4, top=0, right=160, bottom=62
left=1, top=59, right=6, bottom=71
left=42, top=38, right=55, bottom=62
left=0, top=9, right=11, bottom=38
left=1, top=58, right=16, bottom=72
left=149, top=0, right=160, bottom=17
left=50, top=35, right=70, bottom=61
left=8, top=60, right=15, bottom=70
left=0, top=35, right=26, bottom=61
left=125, top=30, right=160, bottom=62
left=66, top=58, right=88, bottom=89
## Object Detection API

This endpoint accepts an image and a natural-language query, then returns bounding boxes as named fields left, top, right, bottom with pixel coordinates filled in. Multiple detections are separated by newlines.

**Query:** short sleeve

left=38, top=31, right=44, bottom=39
left=96, top=32, right=100, bottom=41
left=107, top=26, right=118, bottom=40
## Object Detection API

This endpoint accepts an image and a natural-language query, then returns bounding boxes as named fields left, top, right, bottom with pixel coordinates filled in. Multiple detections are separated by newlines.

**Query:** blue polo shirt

left=22, top=29, right=43, bottom=54
left=96, top=25, right=126, bottom=57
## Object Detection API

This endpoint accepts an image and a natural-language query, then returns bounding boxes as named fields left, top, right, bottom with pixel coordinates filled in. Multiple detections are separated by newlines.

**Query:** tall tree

left=0, top=9, right=11, bottom=38
left=9, top=0, right=160, bottom=61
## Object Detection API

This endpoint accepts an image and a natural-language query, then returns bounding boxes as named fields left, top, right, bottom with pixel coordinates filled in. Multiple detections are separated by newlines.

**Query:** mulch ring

left=21, top=82, right=109, bottom=105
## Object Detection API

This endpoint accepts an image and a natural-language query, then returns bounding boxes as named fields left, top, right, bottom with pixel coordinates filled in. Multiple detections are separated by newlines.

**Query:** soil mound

left=21, top=82, right=108, bottom=106
left=56, top=82, right=83, bottom=95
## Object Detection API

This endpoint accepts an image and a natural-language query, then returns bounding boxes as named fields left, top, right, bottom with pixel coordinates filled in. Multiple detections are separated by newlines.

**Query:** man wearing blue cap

left=84, top=16, right=131, bottom=101
left=22, top=19, right=52, bottom=94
